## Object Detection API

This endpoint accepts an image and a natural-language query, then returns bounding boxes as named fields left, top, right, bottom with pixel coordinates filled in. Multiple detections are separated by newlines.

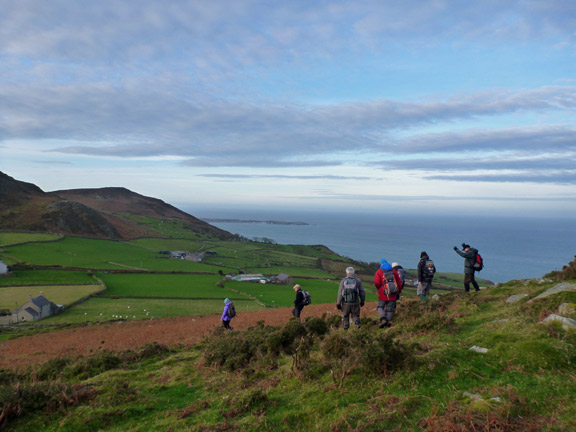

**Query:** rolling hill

left=0, top=171, right=234, bottom=240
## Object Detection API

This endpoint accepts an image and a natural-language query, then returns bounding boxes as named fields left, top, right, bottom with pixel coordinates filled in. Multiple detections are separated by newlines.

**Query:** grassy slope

left=3, top=279, right=575, bottom=431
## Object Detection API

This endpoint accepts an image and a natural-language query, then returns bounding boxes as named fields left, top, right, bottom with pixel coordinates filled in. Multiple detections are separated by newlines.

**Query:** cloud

left=301, top=192, right=568, bottom=202
left=33, top=160, right=72, bottom=165
left=426, top=171, right=576, bottom=185
left=382, top=124, right=576, bottom=154
left=2, top=84, right=574, bottom=165
left=2, top=0, right=574, bottom=68
left=198, top=174, right=377, bottom=180
left=380, top=153, right=576, bottom=172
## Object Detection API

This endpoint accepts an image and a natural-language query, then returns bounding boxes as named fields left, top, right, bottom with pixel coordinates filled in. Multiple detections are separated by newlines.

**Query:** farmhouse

left=0, top=259, right=8, bottom=275
left=11, top=294, right=61, bottom=323
left=269, top=273, right=294, bottom=285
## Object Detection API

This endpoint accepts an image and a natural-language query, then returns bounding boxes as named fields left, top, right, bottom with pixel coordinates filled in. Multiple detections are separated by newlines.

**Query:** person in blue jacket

left=221, top=298, right=235, bottom=330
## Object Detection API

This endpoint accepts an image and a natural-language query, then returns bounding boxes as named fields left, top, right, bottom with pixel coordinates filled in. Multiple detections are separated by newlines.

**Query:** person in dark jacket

left=292, top=284, right=305, bottom=320
left=374, top=261, right=403, bottom=328
left=336, top=267, right=366, bottom=330
left=454, top=243, right=480, bottom=292
left=417, top=251, right=436, bottom=303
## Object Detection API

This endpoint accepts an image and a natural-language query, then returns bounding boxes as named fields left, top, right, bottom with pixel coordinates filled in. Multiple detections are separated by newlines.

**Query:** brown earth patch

left=0, top=302, right=380, bottom=371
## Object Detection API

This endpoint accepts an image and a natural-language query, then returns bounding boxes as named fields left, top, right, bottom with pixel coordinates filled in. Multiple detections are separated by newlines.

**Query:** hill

left=0, top=278, right=575, bottom=431
left=0, top=171, right=234, bottom=240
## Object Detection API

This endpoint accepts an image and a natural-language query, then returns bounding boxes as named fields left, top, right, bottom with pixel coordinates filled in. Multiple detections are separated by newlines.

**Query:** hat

left=392, top=262, right=399, bottom=268
left=380, top=258, right=388, bottom=265
left=381, top=262, right=392, bottom=271
left=420, top=251, right=428, bottom=258
left=346, top=267, right=355, bottom=275
left=224, top=298, right=231, bottom=304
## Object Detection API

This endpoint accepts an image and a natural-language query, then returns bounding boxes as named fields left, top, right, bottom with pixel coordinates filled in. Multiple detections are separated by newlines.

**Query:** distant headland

left=202, top=218, right=309, bottom=226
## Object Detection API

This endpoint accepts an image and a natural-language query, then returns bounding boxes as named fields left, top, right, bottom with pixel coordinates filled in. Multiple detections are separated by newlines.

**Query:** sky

left=1, top=0, right=575, bottom=217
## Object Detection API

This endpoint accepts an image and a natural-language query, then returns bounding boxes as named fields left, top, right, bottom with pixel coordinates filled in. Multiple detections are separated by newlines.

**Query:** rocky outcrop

left=528, top=283, right=576, bottom=302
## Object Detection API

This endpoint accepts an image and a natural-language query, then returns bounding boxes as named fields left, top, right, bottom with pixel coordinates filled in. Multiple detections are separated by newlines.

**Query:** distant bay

left=190, top=208, right=575, bottom=284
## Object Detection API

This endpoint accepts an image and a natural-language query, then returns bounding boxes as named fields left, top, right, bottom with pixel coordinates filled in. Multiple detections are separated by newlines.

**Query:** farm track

left=0, top=302, right=380, bottom=371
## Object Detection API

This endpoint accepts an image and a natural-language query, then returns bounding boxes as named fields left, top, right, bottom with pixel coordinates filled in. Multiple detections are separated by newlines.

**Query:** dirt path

left=0, top=302, right=380, bottom=371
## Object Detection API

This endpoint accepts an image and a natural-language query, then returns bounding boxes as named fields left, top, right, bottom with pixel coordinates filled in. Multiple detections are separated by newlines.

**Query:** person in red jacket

left=374, top=260, right=403, bottom=328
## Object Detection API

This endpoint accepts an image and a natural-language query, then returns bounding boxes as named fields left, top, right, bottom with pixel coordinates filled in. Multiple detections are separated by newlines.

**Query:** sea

left=187, top=208, right=575, bottom=284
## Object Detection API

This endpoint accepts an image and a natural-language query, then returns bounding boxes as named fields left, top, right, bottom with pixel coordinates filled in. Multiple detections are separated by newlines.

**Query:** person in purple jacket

left=221, top=298, right=236, bottom=330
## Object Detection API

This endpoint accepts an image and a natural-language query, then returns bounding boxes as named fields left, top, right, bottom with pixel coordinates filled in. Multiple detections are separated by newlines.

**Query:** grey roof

left=24, top=307, right=39, bottom=318
left=31, top=296, right=51, bottom=307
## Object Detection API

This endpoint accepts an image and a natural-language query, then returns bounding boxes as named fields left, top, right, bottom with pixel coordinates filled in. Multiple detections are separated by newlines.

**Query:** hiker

left=292, top=284, right=305, bottom=321
left=374, top=260, right=403, bottom=328
left=221, top=298, right=236, bottom=330
left=336, top=267, right=366, bottom=330
left=417, top=251, right=436, bottom=303
left=453, top=243, right=480, bottom=292
left=392, top=262, right=406, bottom=287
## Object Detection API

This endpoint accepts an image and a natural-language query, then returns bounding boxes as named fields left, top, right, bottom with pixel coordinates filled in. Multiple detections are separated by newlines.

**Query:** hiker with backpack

left=292, top=284, right=310, bottom=321
left=221, top=298, right=236, bottom=330
left=374, top=259, right=403, bottom=328
left=453, top=243, right=482, bottom=292
left=417, top=251, right=436, bottom=303
left=336, top=267, right=366, bottom=330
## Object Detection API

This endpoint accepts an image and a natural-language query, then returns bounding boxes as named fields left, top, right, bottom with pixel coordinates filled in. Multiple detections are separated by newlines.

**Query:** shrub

left=408, top=310, right=458, bottom=333
left=304, top=316, right=329, bottom=336
left=267, top=320, right=307, bottom=356
left=321, top=332, right=353, bottom=361
left=34, top=357, right=72, bottom=381
left=63, top=351, right=125, bottom=379
left=138, top=342, right=171, bottom=360
left=352, top=330, right=414, bottom=377
left=321, top=329, right=414, bottom=385
left=325, top=314, right=343, bottom=329
left=203, top=325, right=276, bottom=371
left=0, top=381, right=97, bottom=428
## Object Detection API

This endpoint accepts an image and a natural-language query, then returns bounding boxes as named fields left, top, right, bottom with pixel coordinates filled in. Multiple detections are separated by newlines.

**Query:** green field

left=0, top=284, right=104, bottom=310
left=3, top=237, right=230, bottom=272
left=0, top=269, right=98, bottom=286
left=0, top=234, right=470, bottom=326
left=96, top=273, right=227, bottom=298
left=225, top=278, right=380, bottom=307
left=0, top=232, right=62, bottom=246
left=41, top=296, right=263, bottom=324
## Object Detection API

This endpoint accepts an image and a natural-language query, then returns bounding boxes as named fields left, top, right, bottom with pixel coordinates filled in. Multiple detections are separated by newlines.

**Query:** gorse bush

left=321, top=329, right=415, bottom=381
left=202, top=316, right=414, bottom=385
left=203, top=324, right=277, bottom=371
left=304, top=316, right=329, bottom=336
left=0, top=381, right=97, bottom=427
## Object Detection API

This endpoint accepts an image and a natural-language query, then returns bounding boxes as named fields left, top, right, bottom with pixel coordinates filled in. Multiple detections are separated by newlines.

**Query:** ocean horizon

left=187, top=208, right=574, bottom=284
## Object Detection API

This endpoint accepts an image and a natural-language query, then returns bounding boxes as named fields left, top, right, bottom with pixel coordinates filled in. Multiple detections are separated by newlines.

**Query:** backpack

left=474, top=253, right=484, bottom=271
left=423, top=260, right=436, bottom=279
left=395, top=266, right=406, bottom=285
left=382, top=270, right=398, bottom=296
left=301, top=290, right=311, bottom=306
left=342, top=277, right=359, bottom=303
left=226, top=302, right=236, bottom=318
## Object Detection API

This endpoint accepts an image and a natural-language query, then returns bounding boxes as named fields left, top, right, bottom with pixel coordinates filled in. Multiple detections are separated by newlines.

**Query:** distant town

left=202, top=218, right=309, bottom=226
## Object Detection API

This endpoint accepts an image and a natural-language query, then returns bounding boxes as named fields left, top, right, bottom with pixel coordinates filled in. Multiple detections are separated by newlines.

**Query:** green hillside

left=1, top=277, right=575, bottom=431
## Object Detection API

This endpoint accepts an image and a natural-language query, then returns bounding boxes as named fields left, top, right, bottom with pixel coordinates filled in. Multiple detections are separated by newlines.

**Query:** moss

left=498, top=339, right=576, bottom=370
